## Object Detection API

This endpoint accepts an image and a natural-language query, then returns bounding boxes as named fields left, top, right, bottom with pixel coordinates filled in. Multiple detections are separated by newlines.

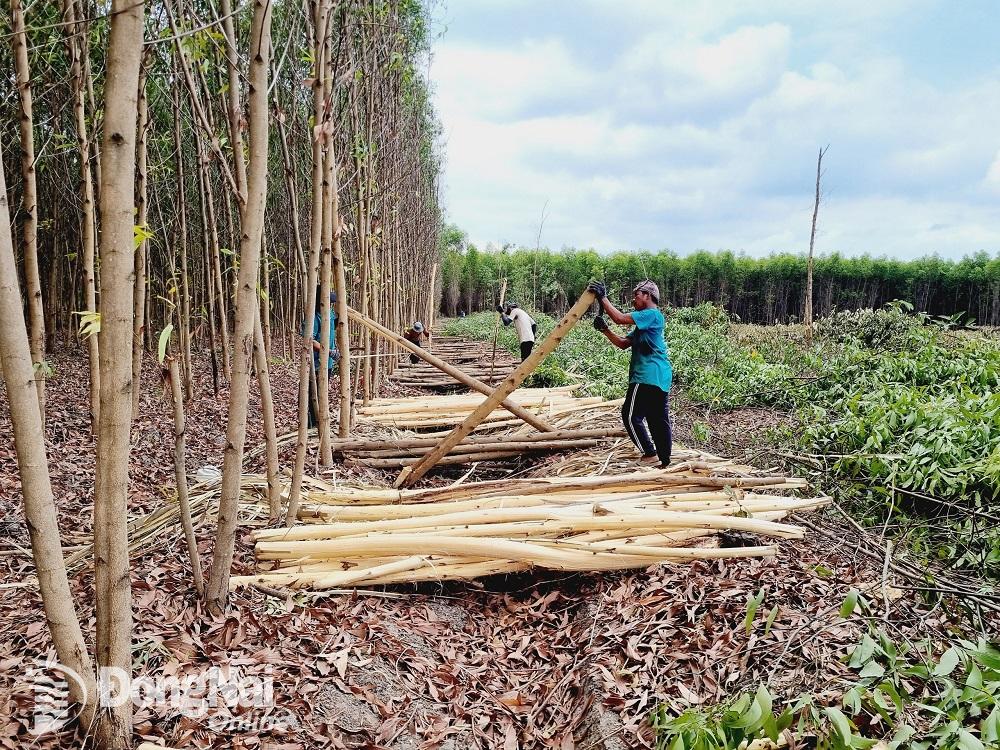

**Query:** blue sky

left=428, top=0, right=1000, bottom=259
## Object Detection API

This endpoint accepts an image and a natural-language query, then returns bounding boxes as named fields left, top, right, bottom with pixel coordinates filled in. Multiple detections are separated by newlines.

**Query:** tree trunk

left=805, top=146, right=827, bottom=343
left=287, top=0, right=332, bottom=523
left=254, top=305, right=281, bottom=519
left=167, top=356, right=204, bottom=595
left=132, top=61, right=150, bottom=413
left=11, top=0, right=46, bottom=416
left=93, top=0, right=144, bottom=745
left=64, top=0, right=101, bottom=432
left=0, top=142, right=98, bottom=736
left=171, top=76, right=194, bottom=401
left=205, top=0, right=273, bottom=612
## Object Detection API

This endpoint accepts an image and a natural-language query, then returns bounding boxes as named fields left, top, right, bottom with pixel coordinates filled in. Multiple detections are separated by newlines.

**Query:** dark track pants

left=308, top=368, right=333, bottom=428
left=520, top=341, right=534, bottom=361
left=622, top=383, right=672, bottom=465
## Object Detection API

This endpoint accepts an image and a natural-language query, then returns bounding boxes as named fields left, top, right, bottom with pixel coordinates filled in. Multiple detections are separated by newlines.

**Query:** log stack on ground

left=356, top=387, right=619, bottom=431
left=331, top=427, right=627, bottom=469
left=391, top=335, right=519, bottom=388
left=232, top=459, right=830, bottom=590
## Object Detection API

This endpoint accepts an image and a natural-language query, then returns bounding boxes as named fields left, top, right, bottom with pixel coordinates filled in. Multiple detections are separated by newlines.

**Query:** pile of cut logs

left=232, top=464, right=829, bottom=590
left=392, top=335, right=517, bottom=388
left=330, top=427, right=626, bottom=469
left=355, top=387, right=611, bottom=431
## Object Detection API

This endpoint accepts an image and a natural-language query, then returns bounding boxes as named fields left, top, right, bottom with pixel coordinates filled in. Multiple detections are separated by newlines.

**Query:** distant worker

left=403, top=321, right=428, bottom=363
left=497, top=302, right=537, bottom=361
left=303, top=291, right=339, bottom=429
left=589, top=280, right=673, bottom=467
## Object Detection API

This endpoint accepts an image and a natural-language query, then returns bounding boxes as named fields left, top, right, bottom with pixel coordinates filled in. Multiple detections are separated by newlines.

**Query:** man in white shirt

left=498, top=302, right=537, bottom=361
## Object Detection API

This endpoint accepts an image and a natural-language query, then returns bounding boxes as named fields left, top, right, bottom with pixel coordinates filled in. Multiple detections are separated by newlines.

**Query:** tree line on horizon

left=439, top=226, right=1000, bottom=325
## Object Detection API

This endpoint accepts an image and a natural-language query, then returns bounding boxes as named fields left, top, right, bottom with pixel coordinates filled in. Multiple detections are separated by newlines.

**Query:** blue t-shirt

left=302, top=311, right=338, bottom=370
left=626, top=308, right=672, bottom=392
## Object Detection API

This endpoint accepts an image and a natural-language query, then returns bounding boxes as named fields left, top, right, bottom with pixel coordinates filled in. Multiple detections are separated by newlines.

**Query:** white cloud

left=621, top=23, right=790, bottom=112
left=984, top=151, right=1000, bottom=192
left=431, top=3, right=1000, bottom=259
left=433, top=38, right=591, bottom=122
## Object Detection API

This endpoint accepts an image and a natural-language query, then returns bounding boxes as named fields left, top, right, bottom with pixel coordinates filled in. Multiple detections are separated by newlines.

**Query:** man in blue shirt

left=303, top=291, right=339, bottom=428
left=589, top=279, right=673, bottom=467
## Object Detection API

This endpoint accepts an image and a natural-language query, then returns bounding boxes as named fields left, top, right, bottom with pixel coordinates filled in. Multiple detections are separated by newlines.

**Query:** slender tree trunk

left=11, top=0, right=46, bottom=416
left=201, top=161, right=231, bottom=380
left=804, top=145, right=827, bottom=344
left=254, top=306, right=281, bottom=519
left=317, top=167, right=334, bottom=464
left=0, top=145, right=98, bottom=735
left=172, top=78, right=194, bottom=400
left=261, top=245, right=273, bottom=361
left=206, top=0, right=273, bottom=612
left=167, top=356, right=204, bottom=595
left=287, top=0, right=332, bottom=523
left=218, top=0, right=248, bottom=205
left=65, top=0, right=100, bottom=432
left=132, top=62, right=150, bottom=413
left=93, top=1, right=144, bottom=745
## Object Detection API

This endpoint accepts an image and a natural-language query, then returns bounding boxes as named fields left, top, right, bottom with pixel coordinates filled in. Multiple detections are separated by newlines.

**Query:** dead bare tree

left=804, top=145, right=829, bottom=344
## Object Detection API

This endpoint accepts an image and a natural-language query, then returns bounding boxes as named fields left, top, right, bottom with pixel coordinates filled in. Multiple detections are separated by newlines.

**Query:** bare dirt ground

left=0, top=349, right=965, bottom=749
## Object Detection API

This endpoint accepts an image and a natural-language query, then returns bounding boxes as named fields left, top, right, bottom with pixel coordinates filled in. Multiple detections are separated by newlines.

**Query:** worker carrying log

left=589, top=280, right=673, bottom=467
left=403, top=321, right=429, bottom=363
left=497, top=302, right=538, bottom=361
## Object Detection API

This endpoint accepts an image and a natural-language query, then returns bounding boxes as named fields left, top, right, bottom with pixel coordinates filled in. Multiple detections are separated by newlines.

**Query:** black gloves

left=531, top=323, right=538, bottom=335
left=495, top=304, right=504, bottom=313
left=593, top=315, right=608, bottom=332
left=587, top=281, right=606, bottom=300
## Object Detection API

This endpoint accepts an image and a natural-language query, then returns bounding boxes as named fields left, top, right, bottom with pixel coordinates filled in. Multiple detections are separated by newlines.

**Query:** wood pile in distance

left=355, top=387, right=616, bottom=431
left=330, top=427, right=627, bottom=469
left=393, top=335, right=518, bottom=388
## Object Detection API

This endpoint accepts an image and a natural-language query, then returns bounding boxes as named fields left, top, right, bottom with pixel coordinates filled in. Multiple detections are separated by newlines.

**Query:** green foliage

left=669, top=302, right=733, bottom=331
left=73, top=310, right=101, bottom=339
left=815, top=304, right=929, bottom=350
left=652, top=629, right=1000, bottom=750
left=157, top=325, right=174, bottom=364
left=651, top=685, right=795, bottom=750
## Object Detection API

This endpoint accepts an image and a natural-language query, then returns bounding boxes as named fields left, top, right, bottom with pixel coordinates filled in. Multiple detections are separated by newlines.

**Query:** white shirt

left=509, top=308, right=535, bottom=343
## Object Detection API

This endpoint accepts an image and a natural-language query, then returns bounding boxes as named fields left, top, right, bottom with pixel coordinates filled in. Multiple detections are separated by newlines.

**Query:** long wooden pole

left=396, top=290, right=596, bottom=487
left=347, top=306, right=555, bottom=432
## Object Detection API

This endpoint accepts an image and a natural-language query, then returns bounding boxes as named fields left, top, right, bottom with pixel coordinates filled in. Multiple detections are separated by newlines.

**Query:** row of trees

left=1, top=0, right=441, bottom=412
left=440, top=230, right=1000, bottom=324
left=1, top=0, right=441, bottom=746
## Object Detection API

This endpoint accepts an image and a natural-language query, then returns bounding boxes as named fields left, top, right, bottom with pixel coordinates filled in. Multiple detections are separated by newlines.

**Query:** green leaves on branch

left=73, top=310, right=100, bottom=339
left=653, top=632, right=1000, bottom=750
left=157, top=325, right=174, bottom=364
left=133, top=223, right=154, bottom=250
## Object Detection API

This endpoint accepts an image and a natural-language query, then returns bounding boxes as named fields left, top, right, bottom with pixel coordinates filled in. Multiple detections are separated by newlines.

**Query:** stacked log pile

left=232, top=463, right=829, bottom=590
left=331, top=427, right=627, bottom=469
left=355, top=387, right=616, bottom=431
left=392, top=335, right=518, bottom=388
